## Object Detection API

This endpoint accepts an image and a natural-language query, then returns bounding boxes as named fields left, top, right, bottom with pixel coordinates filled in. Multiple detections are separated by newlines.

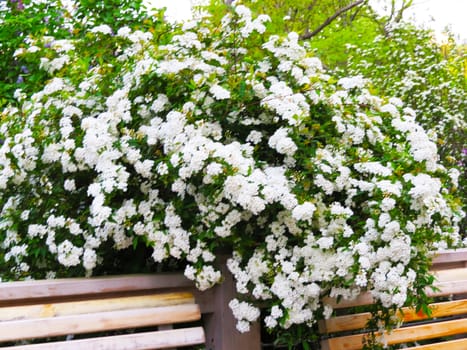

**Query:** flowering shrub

left=345, top=24, right=467, bottom=231
left=0, top=4, right=464, bottom=340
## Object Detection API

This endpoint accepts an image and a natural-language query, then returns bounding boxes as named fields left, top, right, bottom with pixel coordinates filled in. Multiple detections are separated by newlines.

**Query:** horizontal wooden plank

left=432, top=249, right=467, bottom=265
left=319, top=312, right=371, bottom=333
left=0, top=292, right=194, bottom=322
left=320, top=299, right=467, bottom=333
left=323, top=318, right=467, bottom=350
left=434, top=267, right=467, bottom=283
left=404, top=338, right=467, bottom=350
left=431, top=279, right=467, bottom=298
left=0, top=274, right=194, bottom=303
left=0, top=304, right=201, bottom=342
left=1, top=327, right=205, bottom=349
left=401, top=299, right=467, bottom=322
left=384, top=318, right=467, bottom=346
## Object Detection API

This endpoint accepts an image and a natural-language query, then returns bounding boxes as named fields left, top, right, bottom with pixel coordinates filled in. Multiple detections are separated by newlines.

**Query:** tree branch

left=350, top=5, right=363, bottom=23
left=300, top=0, right=366, bottom=40
left=394, top=0, right=413, bottom=23
left=387, top=0, right=396, bottom=23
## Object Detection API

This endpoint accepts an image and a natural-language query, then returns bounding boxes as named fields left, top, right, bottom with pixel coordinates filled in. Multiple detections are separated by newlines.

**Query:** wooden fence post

left=203, top=256, right=261, bottom=350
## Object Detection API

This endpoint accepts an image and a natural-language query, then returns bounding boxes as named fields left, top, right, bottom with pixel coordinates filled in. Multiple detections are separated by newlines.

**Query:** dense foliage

left=0, top=1, right=465, bottom=348
left=0, top=0, right=70, bottom=107
left=0, top=0, right=159, bottom=109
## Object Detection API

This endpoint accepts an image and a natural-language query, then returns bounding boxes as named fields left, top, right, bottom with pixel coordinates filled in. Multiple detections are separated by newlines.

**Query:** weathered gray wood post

left=202, top=255, right=262, bottom=350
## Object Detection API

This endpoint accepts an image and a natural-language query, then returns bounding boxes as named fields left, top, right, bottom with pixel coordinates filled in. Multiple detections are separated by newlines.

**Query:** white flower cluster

left=0, top=4, right=463, bottom=336
left=233, top=5, right=271, bottom=38
left=229, top=298, right=261, bottom=332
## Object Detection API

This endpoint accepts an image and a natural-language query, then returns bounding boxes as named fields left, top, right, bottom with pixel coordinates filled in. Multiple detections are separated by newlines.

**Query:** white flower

left=195, top=265, right=222, bottom=291
left=51, top=39, right=75, bottom=53
left=156, top=162, right=169, bottom=176
left=246, top=130, right=263, bottom=144
left=315, top=174, right=335, bottom=195
left=275, top=137, right=297, bottom=156
left=150, top=94, right=169, bottom=113
left=404, top=173, right=441, bottom=199
left=47, top=215, right=66, bottom=228
left=264, top=315, right=278, bottom=328
left=27, top=45, right=40, bottom=53
left=64, top=179, right=76, bottom=191
left=57, top=240, right=83, bottom=267
left=13, top=48, right=26, bottom=57
left=381, top=103, right=400, bottom=117
left=184, top=265, right=196, bottom=280
left=83, top=249, right=97, bottom=271
left=354, top=162, right=392, bottom=177
left=20, top=210, right=30, bottom=221
left=0, top=6, right=461, bottom=334
left=206, top=162, right=223, bottom=176
left=41, top=55, right=70, bottom=73
left=117, top=26, right=131, bottom=38
left=236, top=320, right=251, bottom=333
left=135, top=160, right=154, bottom=178
left=43, top=78, right=67, bottom=95
left=209, top=84, right=230, bottom=100
left=376, top=180, right=402, bottom=197
left=389, top=97, right=403, bottom=107
left=268, top=128, right=297, bottom=156
left=406, top=129, right=438, bottom=171
left=90, top=24, right=113, bottom=35
left=229, top=298, right=260, bottom=333
left=317, top=236, right=334, bottom=249
left=261, top=82, right=309, bottom=124
left=448, top=168, right=460, bottom=187
left=69, top=223, right=82, bottom=235
left=338, top=75, right=365, bottom=89
left=235, top=5, right=252, bottom=20
left=381, top=198, right=396, bottom=212
left=291, top=202, right=316, bottom=223
left=381, top=221, right=400, bottom=241
left=4, top=244, right=28, bottom=263
left=330, top=202, right=353, bottom=217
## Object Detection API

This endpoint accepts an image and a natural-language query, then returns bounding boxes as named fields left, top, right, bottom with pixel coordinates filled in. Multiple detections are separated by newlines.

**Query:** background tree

left=203, top=0, right=422, bottom=66
left=0, top=0, right=161, bottom=109
left=205, top=0, right=370, bottom=41
left=0, top=0, right=69, bottom=107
